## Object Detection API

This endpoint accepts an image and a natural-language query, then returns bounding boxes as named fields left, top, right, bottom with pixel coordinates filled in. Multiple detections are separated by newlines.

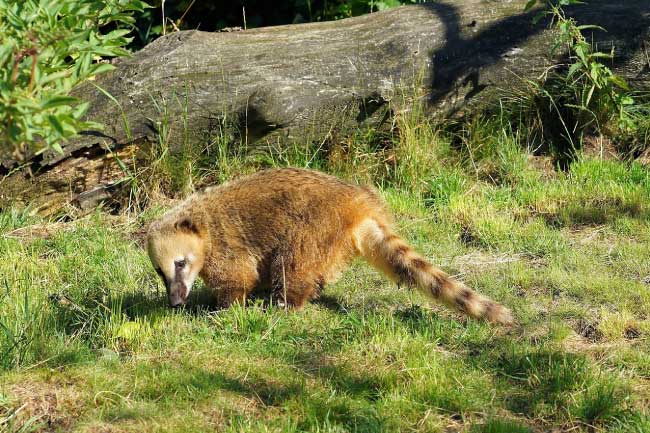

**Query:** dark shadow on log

left=424, top=2, right=544, bottom=108
left=423, top=0, right=650, bottom=110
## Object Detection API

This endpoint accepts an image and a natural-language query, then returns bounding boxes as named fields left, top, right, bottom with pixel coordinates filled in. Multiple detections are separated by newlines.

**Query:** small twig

left=177, top=0, right=197, bottom=25
left=242, top=6, right=247, bottom=30
left=28, top=52, right=38, bottom=91
left=161, top=0, right=166, bottom=36
left=306, top=122, right=336, bottom=168
left=166, top=17, right=180, bottom=33
left=281, top=256, right=287, bottom=312
left=0, top=160, right=32, bottom=186
left=21, top=355, right=57, bottom=371
left=11, top=52, right=25, bottom=83
left=93, top=390, right=130, bottom=406
left=0, top=403, right=27, bottom=425
left=260, top=317, right=281, bottom=341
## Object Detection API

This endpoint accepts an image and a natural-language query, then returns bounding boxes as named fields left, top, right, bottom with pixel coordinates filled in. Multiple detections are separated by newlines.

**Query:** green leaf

left=0, top=44, right=13, bottom=67
left=50, top=141, right=64, bottom=154
left=567, top=62, right=582, bottom=79
left=524, top=0, right=537, bottom=11
left=38, top=70, right=70, bottom=86
left=619, top=96, right=634, bottom=106
left=574, top=44, right=588, bottom=64
left=576, top=25, right=605, bottom=32
left=585, top=84, right=595, bottom=107
left=590, top=63, right=601, bottom=83
left=47, top=114, right=65, bottom=135
left=609, top=75, right=630, bottom=91
left=72, top=101, right=90, bottom=118
left=88, top=63, right=116, bottom=76
left=91, top=82, right=121, bottom=106
left=41, top=95, right=78, bottom=109
left=103, top=29, right=132, bottom=40
left=590, top=52, right=612, bottom=60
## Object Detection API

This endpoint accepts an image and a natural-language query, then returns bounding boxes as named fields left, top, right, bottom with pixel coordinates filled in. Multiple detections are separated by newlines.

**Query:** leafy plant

left=0, top=0, right=149, bottom=161
left=544, top=1, right=634, bottom=130
left=517, top=0, right=639, bottom=160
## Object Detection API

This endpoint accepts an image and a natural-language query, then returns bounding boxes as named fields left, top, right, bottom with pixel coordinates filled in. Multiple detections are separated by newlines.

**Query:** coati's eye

left=175, top=259, right=186, bottom=269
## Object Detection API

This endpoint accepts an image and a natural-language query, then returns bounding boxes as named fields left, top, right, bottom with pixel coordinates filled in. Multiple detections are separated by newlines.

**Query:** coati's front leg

left=200, top=257, right=260, bottom=308
left=216, top=283, right=252, bottom=308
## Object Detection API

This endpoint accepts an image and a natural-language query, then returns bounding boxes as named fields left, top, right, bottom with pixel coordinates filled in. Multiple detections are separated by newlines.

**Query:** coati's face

left=147, top=217, right=207, bottom=308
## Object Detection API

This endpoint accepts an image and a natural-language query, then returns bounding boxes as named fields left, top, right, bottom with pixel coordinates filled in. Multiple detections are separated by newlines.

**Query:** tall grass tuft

left=391, top=78, right=446, bottom=192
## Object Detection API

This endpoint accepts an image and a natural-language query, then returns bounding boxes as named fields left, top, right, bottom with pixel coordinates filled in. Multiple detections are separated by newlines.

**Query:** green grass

left=3, top=2, right=650, bottom=429
left=1, top=107, right=650, bottom=432
left=2, top=153, right=649, bottom=432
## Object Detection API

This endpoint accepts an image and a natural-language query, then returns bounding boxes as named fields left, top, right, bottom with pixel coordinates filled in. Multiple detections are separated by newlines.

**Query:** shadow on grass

left=490, top=346, right=591, bottom=415
left=119, top=286, right=223, bottom=319
left=106, top=291, right=639, bottom=431
left=99, top=268, right=638, bottom=430
left=542, top=200, right=649, bottom=228
left=312, top=293, right=353, bottom=314
left=135, top=362, right=386, bottom=432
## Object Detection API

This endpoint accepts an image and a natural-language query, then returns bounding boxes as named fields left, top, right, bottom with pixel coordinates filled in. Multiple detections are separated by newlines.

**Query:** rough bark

left=1, top=0, right=648, bottom=214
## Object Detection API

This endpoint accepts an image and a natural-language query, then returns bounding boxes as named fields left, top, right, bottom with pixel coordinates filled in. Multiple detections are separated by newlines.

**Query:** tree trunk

left=1, top=0, right=648, bottom=214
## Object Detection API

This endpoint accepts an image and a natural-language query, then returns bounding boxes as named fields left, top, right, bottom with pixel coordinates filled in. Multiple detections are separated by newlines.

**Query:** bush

left=0, top=0, right=148, bottom=161
left=509, top=0, right=642, bottom=163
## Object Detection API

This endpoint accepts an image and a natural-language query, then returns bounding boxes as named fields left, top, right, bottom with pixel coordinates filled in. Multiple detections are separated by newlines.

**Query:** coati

left=146, top=168, right=513, bottom=324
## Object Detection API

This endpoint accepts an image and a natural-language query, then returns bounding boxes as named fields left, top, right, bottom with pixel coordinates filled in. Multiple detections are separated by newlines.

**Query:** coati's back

left=199, top=168, right=391, bottom=255
left=148, top=168, right=513, bottom=324
left=204, top=167, right=387, bottom=218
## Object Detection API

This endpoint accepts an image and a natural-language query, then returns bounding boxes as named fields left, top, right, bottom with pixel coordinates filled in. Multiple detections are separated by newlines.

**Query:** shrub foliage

left=0, top=0, right=148, bottom=160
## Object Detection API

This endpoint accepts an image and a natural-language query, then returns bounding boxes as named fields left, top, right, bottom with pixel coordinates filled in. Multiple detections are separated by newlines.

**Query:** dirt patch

left=130, top=223, right=149, bottom=248
left=447, top=250, right=527, bottom=270
left=582, top=134, right=620, bottom=160
left=624, top=324, right=642, bottom=340
left=4, top=377, right=86, bottom=432
left=528, top=155, right=557, bottom=180
left=1, top=215, right=132, bottom=241
left=574, top=318, right=603, bottom=343
left=564, top=225, right=608, bottom=245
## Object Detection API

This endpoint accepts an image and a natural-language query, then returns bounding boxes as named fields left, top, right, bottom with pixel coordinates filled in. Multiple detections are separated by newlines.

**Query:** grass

left=2, top=159, right=649, bottom=431
left=3, top=2, right=650, bottom=428
left=1, top=96, right=650, bottom=432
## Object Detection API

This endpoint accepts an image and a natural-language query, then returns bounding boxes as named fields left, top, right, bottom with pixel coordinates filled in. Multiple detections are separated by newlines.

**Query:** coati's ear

left=175, top=216, right=200, bottom=234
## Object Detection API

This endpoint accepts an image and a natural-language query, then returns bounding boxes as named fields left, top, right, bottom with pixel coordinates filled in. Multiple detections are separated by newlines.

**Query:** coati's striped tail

left=354, top=218, right=513, bottom=325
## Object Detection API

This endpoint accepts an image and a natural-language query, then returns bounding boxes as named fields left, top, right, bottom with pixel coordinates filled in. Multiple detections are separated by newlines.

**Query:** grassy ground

left=1, top=109, right=650, bottom=432
left=1, top=157, right=649, bottom=432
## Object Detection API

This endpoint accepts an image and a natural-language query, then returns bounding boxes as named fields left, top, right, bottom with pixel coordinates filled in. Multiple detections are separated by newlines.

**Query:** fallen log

left=1, top=0, right=648, bottom=214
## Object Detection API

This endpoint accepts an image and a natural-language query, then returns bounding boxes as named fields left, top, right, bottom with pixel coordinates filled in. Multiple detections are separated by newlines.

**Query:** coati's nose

left=168, top=283, right=189, bottom=308
left=169, top=295, right=186, bottom=308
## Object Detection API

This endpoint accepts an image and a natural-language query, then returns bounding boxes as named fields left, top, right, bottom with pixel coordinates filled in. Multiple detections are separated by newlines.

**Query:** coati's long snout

left=354, top=218, right=513, bottom=325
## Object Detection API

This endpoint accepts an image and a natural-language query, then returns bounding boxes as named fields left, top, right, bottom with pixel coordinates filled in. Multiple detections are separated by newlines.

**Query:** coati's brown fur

left=147, top=168, right=513, bottom=324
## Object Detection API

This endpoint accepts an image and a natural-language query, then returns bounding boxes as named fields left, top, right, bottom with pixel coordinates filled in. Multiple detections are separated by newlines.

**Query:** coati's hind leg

left=353, top=217, right=513, bottom=325
left=269, top=254, right=324, bottom=309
